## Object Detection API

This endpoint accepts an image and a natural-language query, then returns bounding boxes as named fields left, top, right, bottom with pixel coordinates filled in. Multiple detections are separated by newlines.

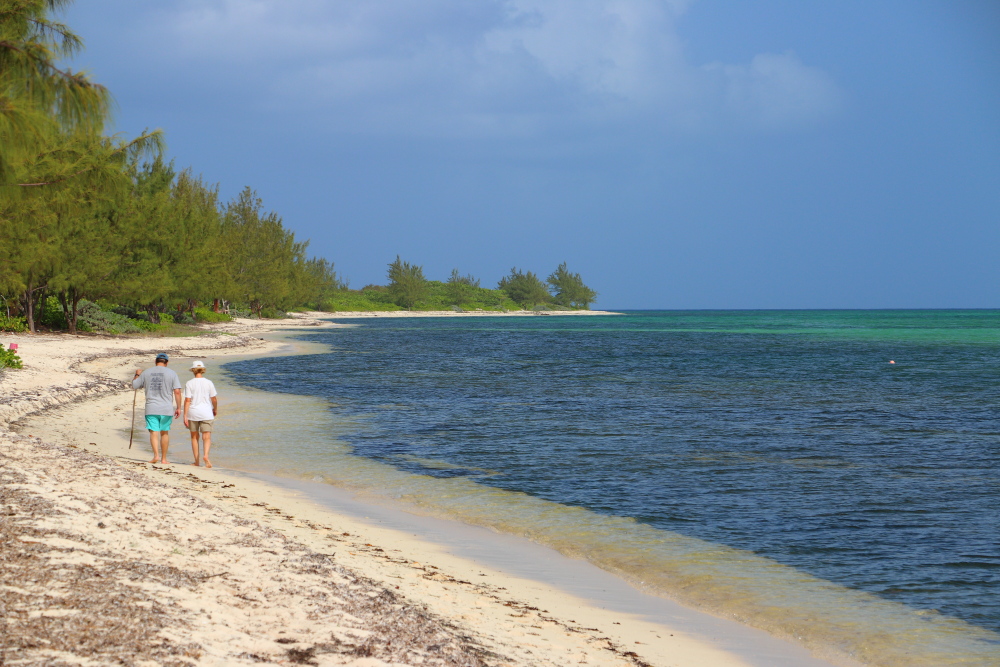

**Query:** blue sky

left=64, top=1, right=1000, bottom=309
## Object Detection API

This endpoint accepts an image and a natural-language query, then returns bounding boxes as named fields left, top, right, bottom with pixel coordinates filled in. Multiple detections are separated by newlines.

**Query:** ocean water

left=220, top=311, right=1000, bottom=666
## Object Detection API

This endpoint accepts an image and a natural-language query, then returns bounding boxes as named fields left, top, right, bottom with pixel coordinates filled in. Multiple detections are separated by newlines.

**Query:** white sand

left=0, top=314, right=845, bottom=666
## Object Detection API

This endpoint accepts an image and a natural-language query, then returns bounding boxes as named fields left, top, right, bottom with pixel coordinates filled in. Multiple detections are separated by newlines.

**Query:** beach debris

left=1, top=434, right=501, bottom=666
left=285, top=645, right=318, bottom=664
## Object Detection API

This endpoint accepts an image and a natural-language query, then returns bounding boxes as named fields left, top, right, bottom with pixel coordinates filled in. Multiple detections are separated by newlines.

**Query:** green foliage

left=300, top=257, right=345, bottom=310
left=532, top=303, right=574, bottom=311
left=547, top=262, right=597, bottom=309
left=39, top=295, right=67, bottom=329
left=422, top=280, right=519, bottom=311
left=0, top=0, right=113, bottom=188
left=223, top=187, right=307, bottom=317
left=317, top=288, right=403, bottom=312
left=446, top=269, right=481, bottom=306
left=498, top=268, right=551, bottom=308
left=314, top=279, right=525, bottom=313
left=387, top=255, right=429, bottom=309
left=127, top=318, right=161, bottom=333
left=226, top=307, right=252, bottom=319
left=0, top=348, right=23, bottom=369
left=76, top=300, right=142, bottom=334
left=258, top=306, right=287, bottom=319
left=194, top=307, right=232, bottom=323
left=0, top=314, right=27, bottom=332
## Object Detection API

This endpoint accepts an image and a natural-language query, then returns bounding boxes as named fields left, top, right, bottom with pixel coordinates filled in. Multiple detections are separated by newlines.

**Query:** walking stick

left=128, top=386, right=138, bottom=449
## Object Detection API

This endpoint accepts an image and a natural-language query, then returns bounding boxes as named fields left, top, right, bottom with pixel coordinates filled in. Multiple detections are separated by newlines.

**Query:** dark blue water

left=225, top=310, right=1000, bottom=654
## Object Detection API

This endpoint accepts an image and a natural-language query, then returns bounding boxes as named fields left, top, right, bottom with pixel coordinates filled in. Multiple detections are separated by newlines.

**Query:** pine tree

left=445, top=268, right=479, bottom=306
left=166, top=170, right=226, bottom=315
left=498, top=268, right=549, bottom=309
left=301, top=257, right=344, bottom=310
left=547, top=262, right=597, bottom=309
left=223, top=187, right=305, bottom=317
left=0, top=132, right=162, bottom=330
left=387, top=256, right=428, bottom=309
left=0, top=0, right=112, bottom=190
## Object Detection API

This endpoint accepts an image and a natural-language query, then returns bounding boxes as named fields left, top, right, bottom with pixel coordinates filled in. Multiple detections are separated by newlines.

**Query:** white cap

left=190, top=360, right=206, bottom=369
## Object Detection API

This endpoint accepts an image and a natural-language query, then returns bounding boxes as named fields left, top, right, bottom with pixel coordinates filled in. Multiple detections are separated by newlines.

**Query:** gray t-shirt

left=133, top=366, right=182, bottom=416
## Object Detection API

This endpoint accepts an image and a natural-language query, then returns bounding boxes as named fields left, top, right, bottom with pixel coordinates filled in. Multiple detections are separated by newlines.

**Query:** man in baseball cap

left=132, top=353, right=182, bottom=464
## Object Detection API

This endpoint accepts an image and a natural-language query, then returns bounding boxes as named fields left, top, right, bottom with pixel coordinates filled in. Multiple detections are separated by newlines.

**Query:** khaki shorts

left=189, top=420, right=214, bottom=433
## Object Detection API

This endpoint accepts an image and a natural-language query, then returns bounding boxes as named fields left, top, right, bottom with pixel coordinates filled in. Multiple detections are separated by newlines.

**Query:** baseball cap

left=155, top=353, right=169, bottom=362
left=190, top=360, right=206, bottom=369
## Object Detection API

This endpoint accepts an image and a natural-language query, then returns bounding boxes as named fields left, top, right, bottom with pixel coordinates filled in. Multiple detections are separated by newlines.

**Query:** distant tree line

left=323, top=257, right=596, bottom=312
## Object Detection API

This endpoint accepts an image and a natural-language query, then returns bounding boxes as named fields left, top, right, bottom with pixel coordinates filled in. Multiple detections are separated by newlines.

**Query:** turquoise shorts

left=145, top=415, right=173, bottom=431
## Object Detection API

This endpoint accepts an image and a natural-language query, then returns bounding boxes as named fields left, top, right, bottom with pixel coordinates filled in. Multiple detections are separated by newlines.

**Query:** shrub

left=0, top=314, right=27, bottom=332
left=166, top=311, right=194, bottom=325
left=194, top=307, right=232, bottom=323
left=129, top=319, right=161, bottom=332
left=0, top=348, right=23, bottom=369
left=110, top=305, right=143, bottom=320
left=77, top=301, right=142, bottom=334
left=259, top=306, right=287, bottom=319
left=318, top=289, right=402, bottom=312
left=39, top=296, right=67, bottom=329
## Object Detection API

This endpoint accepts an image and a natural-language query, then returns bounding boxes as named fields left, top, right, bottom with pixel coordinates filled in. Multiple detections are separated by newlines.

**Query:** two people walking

left=133, top=353, right=218, bottom=467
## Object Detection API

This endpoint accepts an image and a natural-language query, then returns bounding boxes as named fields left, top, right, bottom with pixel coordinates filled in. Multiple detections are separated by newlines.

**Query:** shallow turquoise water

left=222, top=310, right=1000, bottom=665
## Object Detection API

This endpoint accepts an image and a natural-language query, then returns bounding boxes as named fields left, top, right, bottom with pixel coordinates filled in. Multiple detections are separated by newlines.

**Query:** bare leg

left=148, top=430, right=160, bottom=463
left=202, top=432, right=212, bottom=468
left=190, top=431, right=200, bottom=466
left=159, top=430, right=170, bottom=464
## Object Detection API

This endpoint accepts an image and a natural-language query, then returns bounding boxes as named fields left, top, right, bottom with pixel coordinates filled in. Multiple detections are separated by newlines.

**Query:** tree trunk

left=212, top=298, right=220, bottom=313
left=69, top=289, right=81, bottom=334
left=22, top=281, right=41, bottom=333
left=58, top=290, right=77, bottom=334
left=147, top=303, right=161, bottom=324
left=23, top=290, right=35, bottom=333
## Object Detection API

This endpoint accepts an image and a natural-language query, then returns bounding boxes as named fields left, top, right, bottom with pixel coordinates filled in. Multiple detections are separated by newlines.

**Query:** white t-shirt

left=184, top=377, right=218, bottom=422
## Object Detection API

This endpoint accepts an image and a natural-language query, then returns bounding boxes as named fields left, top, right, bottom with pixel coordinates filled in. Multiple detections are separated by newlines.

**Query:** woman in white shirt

left=183, top=360, right=218, bottom=467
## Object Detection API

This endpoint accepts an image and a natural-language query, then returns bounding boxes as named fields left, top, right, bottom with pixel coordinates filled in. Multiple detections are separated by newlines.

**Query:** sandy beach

left=0, top=313, right=844, bottom=667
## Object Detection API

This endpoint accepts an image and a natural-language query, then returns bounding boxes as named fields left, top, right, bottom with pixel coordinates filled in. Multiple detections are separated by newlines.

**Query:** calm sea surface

left=222, top=311, right=1000, bottom=665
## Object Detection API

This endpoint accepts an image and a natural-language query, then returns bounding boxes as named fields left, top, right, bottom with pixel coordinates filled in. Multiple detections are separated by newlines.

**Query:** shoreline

left=302, top=309, right=623, bottom=318
left=1, top=314, right=843, bottom=666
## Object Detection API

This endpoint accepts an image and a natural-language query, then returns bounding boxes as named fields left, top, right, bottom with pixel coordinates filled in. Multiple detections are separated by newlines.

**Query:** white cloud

left=148, top=0, right=842, bottom=137
left=708, top=52, right=844, bottom=129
